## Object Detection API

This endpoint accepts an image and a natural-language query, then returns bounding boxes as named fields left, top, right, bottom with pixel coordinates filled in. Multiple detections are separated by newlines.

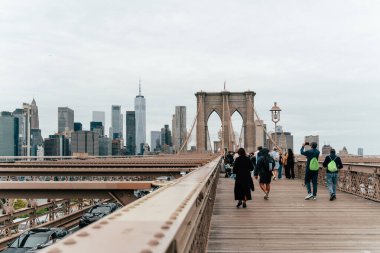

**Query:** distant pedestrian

left=278, top=151, right=283, bottom=180
left=254, top=148, right=275, bottom=200
left=233, top=148, right=254, bottom=208
left=283, top=148, right=295, bottom=179
left=322, top=149, right=343, bottom=201
left=254, top=146, right=263, bottom=165
left=301, top=142, right=320, bottom=200
left=270, top=147, right=280, bottom=180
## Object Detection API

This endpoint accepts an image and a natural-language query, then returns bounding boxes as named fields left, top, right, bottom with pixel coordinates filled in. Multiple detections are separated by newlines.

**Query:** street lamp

left=270, top=102, right=281, bottom=148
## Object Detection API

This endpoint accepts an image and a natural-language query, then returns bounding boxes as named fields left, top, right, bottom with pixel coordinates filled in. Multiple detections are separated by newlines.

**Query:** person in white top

left=270, top=147, right=280, bottom=180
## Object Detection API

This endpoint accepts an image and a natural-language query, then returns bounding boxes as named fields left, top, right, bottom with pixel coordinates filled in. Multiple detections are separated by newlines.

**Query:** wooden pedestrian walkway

left=207, top=176, right=380, bottom=253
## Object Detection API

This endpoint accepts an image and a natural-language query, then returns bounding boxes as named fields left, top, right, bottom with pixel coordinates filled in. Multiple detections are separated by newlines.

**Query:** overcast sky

left=1, top=0, right=380, bottom=155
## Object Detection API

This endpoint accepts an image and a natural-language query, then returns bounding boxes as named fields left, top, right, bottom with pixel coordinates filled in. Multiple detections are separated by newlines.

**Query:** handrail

left=295, top=161, right=380, bottom=202
left=39, top=157, right=222, bottom=253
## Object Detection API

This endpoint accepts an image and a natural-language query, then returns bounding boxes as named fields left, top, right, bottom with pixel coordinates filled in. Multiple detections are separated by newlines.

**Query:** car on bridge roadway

left=78, top=202, right=120, bottom=228
left=2, top=227, right=69, bottom=253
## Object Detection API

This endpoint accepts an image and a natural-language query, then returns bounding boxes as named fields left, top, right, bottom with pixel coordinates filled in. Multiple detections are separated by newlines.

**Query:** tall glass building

left=134, top=84, right=146, bottom=155
left=0, top=111, right=19, bottom=156
left=111, top=105, right=122, bottom=139
left=126, top=111, right=136, bottom=155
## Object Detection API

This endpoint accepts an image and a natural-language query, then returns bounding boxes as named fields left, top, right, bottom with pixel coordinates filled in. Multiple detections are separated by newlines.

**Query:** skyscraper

left=161, top=124, right=172, bottom=154
left=172, top=106, right=187, bottom=152
left=30, top=98, right=39, bottom=129
left=71, top=131, right=99, bottom=156
left=90, top=121, right=104, bottom=136
left=92, top=111, right=105, bottom=129
left=0, top=112, right=19, bottom=156
left=12, top=108, right=25, bottom=156
left=126, top=111, right=136, bottom=155
left=111, top=105, right=122, bottom=139
left=58, top=107, right=74, bottom=133
left=150, top=131, right=161, bottom=152
left=135, top=82, right=146, bottom=155
left=44, top=134, right=70, bottom=156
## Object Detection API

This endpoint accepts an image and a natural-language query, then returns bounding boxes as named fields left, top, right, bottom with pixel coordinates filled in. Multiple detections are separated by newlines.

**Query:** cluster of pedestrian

left=230, top=142, right=344, bottom=208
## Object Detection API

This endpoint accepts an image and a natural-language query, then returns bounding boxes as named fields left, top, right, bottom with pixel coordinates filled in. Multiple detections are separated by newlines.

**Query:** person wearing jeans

left=322, top=149, right=343, bottom=201
left=301, top=142, right=320, bottom=200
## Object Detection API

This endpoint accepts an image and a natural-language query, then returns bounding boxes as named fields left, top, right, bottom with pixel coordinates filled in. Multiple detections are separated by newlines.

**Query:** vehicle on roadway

left=78, top=202, right=120, bottom=228
left=2, top=227, right=68, bottom=253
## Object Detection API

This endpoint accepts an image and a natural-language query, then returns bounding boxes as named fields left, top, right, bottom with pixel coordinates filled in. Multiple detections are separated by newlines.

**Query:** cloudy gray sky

left=1, top=0, right=379, bottom=155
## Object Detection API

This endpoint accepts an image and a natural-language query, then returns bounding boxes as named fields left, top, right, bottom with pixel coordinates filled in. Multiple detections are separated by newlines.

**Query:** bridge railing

left=295, top=161, right=380, bottom=201
left=40, top=156, right=222, bottom=253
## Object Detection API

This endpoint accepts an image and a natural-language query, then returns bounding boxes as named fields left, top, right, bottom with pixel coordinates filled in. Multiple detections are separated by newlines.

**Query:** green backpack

left=309, top=157, right=319, bottom=171
left=327, top=156, right=338, bottom=172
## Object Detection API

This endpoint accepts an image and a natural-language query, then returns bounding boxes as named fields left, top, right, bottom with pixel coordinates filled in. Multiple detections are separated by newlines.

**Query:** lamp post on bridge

left=270, top=102, right=281, bottom=149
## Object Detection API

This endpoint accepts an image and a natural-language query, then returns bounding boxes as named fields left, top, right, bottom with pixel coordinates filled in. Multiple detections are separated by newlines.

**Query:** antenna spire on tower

left=224, top=81, right=226, bottom=91
left=139, top=78, right=142, bottom=95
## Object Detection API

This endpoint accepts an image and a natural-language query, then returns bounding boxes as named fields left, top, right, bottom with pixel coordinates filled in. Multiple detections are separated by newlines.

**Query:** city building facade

left=125, top=111, right=136, bottom=155
left=150, top=131, right=161, bottom=152
left=0, top=111, right=19, bottom=156
left=135, top=84, right=146, bottom=155
left=111, top=105, right=122, bottom=139
left=172, top=106, right=187, bottom=152
left=71, top=131, right=99, bottom=156
left=58, top=107, right=74, bottom=133
left=30, top=98, right=39, bottom=129
left=161, top=124, right=172, bottom=154
left=44, top=134, right=70, bottom=156
left=90, top=121, right=104, bottom=136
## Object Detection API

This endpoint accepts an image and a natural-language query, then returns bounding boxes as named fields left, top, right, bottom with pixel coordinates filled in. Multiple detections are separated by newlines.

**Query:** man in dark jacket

left=322, top=149, right=343, bottom=201
left=254, top=148, right=275, bottom=200
left=301, top=142, right=320, bottom=200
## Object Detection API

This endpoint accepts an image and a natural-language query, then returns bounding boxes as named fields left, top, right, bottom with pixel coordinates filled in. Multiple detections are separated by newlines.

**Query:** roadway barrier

left=39, top=156, right=222, bottom=253
left=295, top=161, right=380, bottom=201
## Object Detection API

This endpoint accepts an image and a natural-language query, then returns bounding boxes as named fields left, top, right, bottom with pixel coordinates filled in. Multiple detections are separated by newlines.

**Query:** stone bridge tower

left=195, top=91, right=256, bottom=153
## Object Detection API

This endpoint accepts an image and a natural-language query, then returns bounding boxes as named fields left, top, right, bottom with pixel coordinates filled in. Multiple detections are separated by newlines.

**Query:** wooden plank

left=207, top=176, right=380, bottom=253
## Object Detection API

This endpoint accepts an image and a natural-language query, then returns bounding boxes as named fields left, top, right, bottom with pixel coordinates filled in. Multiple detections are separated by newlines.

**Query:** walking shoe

left=305, top=193, right=313, bottom=200
left=264, top=192, right=269, bottom=200
left=311, top=196, right=317, bottom=200
left=329, top=194, right=334, bottom=201
left=243, top=202, right=247, bottom=208
left=236, top=201, right=242, bottom=208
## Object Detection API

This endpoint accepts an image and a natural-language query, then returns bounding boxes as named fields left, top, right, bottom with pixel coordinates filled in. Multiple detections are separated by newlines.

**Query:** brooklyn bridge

left=0, top=91, right=379, bottom=253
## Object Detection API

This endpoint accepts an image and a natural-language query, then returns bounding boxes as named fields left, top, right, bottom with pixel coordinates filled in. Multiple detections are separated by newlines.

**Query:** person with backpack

left=322, top=149, right=343, bottom=201
left=254, top=148, right=275, bottom=200
left=301, top=142, right=320, bottom=200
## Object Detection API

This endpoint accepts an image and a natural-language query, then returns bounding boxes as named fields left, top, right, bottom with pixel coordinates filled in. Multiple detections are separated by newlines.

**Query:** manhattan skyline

left=1, top=1, right=380, bottom=154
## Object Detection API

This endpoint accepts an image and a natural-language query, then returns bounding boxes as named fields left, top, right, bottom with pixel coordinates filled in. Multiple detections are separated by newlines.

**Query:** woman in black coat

left=233, top=148, right=254, bottom=208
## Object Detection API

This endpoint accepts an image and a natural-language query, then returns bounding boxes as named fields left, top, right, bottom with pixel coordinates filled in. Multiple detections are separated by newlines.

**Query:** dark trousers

left=305, top=170, right=318, bottom=196
left=285, top=164, right=295, bottom=179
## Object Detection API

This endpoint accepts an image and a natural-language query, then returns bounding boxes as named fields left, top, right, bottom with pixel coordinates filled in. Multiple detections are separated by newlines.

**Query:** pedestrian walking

left=254, top=148, right=275, bottom=200
left=233, top=148, right=254, bottom=208
left=301, top=142, right=320, bottom=200
left=270, top=147, right=280, bottom=180
left=283, top=148, right=295, bottom=179
left=322, top=149, right=343, bottom=201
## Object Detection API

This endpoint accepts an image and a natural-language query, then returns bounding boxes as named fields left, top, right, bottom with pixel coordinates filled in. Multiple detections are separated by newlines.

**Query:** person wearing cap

left=322, top=148, right=343, bottom=201
left=300, top=142, right=320, bottom=200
